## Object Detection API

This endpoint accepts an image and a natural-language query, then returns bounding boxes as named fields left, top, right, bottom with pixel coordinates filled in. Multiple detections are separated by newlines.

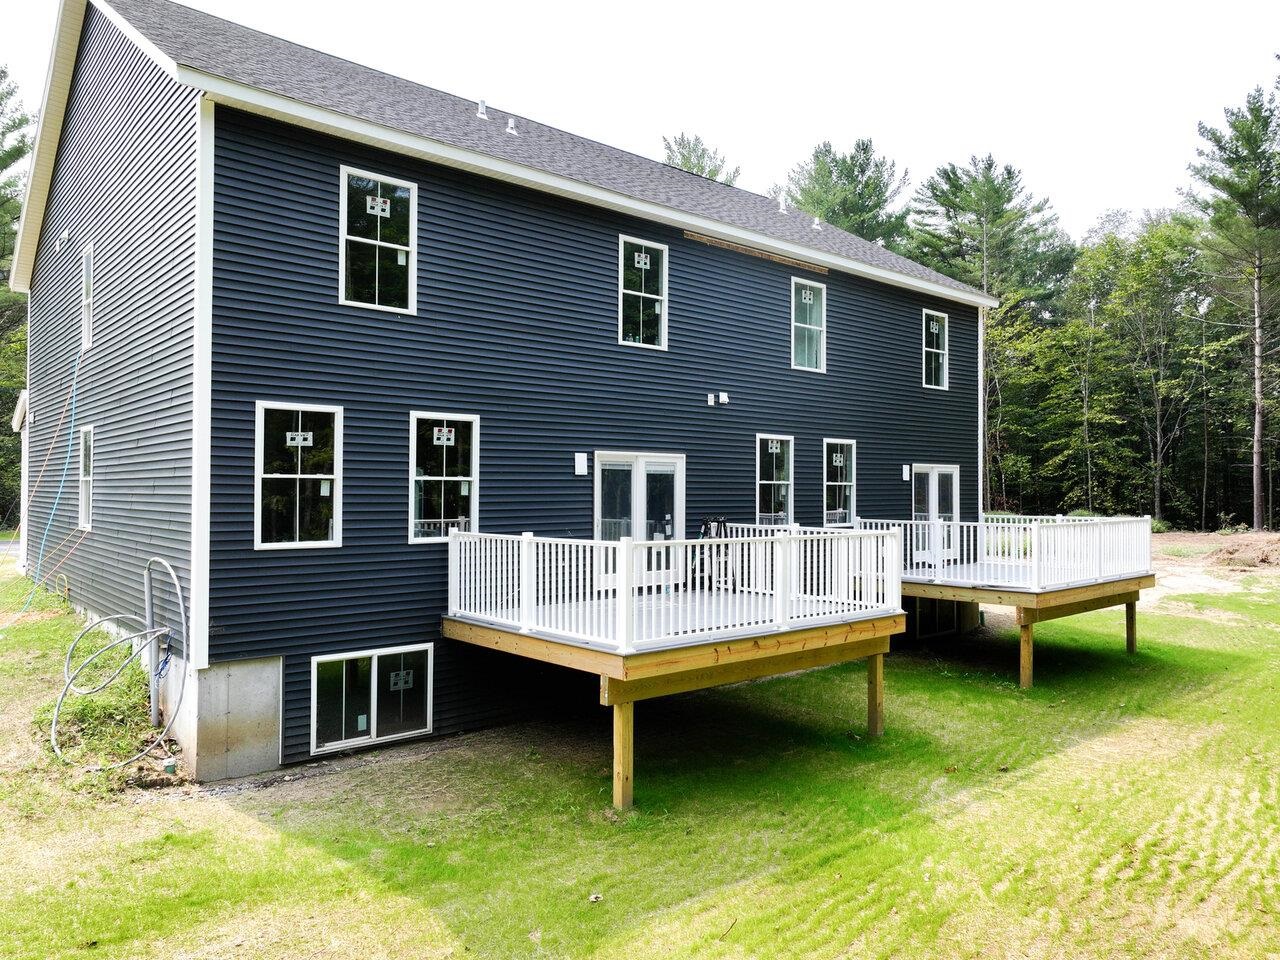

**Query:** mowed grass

left=1, top=565, right=1278, bottom=959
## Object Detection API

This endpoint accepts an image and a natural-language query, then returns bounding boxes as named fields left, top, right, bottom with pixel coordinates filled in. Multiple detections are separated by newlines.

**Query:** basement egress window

left=410, top=412, right=479, bottom=542
left=339, top=166, right=416, bottom=314
left=312, top=643, right=434, bottom=753
left=618, top=235, right=667, bottom=348
left=255, top=402, right=342, bottom=549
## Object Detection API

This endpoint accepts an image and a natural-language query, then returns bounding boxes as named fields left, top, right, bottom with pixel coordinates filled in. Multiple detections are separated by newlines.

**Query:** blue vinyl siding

left=210, top=109, right=979, bottom=763
left=24, top=8, right=196, bottom=638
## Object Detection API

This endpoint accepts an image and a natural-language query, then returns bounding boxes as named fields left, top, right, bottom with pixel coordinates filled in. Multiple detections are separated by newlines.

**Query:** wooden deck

left=443, top=612, right=905, bottom=809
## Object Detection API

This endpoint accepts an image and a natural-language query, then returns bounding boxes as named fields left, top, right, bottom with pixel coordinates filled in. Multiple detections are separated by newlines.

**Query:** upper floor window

left=923, top=309, right=948, bottom=389
left=791, top=279, right=826, bottom=371
left=618, top=235, right=667, bottom=349
left=78, top=426, right=93, bottom=531
left=255, top=402, right=342, bottom=549
left=339, top=166, right=416, bottom=315
left=823, top=439, right=856, bottom=526
left=410, top=412, right=478, bottom=542
left=756, top=434, right=793, bottom=525
left=80, top=244, right=93, bottom=351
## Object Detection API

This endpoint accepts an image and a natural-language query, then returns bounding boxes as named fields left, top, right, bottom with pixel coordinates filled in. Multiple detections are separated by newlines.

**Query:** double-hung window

left=756, top=434, right=793, bottom=525
left=312, top=643, right=434, bottom=753
left=78, top=427, right=93, bottom=531
left=791, top=278, right=826, bottom=371
left=80, top=244, right=93, bottom=351
left=823, top=439, right=856, bottom=526
left=255, top=402, right=342, bottom=549
left=923, top=309, right=948, bottom=389
left=618, top=235, right=667, bottom=349
left=410, top=413, right=478, bottom=542
left=339, top=166, right=416, bottom=314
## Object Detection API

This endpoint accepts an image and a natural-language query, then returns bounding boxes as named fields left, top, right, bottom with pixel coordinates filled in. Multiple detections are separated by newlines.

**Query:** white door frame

left=593, top=451, right=687, bottom=589
left=911, top=463, right=960, bottom=563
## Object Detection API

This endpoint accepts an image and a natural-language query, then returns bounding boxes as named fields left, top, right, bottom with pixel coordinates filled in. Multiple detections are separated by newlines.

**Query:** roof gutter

left=179, top=66, right=998, bottom=310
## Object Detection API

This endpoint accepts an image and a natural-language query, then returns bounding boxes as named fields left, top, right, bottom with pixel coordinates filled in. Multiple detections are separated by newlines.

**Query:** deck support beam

left=1125, top=601, right=1137, bottom=655
left=867, top=653, right=884, bottom=736
left=613, top=702, right=633, bottom=810
left=1019, top=622, right=1034, bottom=690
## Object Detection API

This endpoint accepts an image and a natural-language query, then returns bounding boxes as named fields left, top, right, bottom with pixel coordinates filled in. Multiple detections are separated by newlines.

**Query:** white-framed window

left=254, top=401, right=342, bottom=549
left=823, top=439, right=856, bottom=526
left=80, top=244, right=93, bottom=351
left=756, top=434, right=793, bottom=525
left=338, top=165, right=417, bottom=315
left=78, top=426, right=93, bottom=531
left=791, top=278, right=826, bottom=372
left=409, top=412, right=479, bottom=543
left=923, top=309, right=949, bottom=389
left=311, top=642, right=434, bottom=754
left=618, top=234, right=668, bottom=349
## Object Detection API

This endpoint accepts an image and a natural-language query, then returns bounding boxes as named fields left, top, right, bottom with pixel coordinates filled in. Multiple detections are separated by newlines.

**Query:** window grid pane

left=259, top=407, right=338, bottom=545
left=413, top=417, right=476, bottom=539
left=343, top=171, right=413, bottom=310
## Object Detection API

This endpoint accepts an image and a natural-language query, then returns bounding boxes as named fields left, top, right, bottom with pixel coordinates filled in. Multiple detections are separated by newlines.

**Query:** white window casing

left=310, top=641, right=434, bottom=755
left=755, top=433, right=794, bottom=525
left=77, top=426, right=93, bottom=531
left=409, top=411, right=479, bottom=543
left=338, top=165, right=417, bottom=315
left=617, top=234, right=668, bottom=350
left=791, top=278, right=826, bottom=372
left=923, top=308, right=949, bottom=390
left=254, top=401, right=343, bottom=550
left=823, top=438, right=856, bottom=526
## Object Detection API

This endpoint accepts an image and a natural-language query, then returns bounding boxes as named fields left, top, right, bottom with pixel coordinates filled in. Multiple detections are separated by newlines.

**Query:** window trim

left=755, top=433, right=795, bottom=526
left=790, top=277, right=827, bottom=373
left=616, top=234, right=669, bottom=351
left=80, top=243, right=93, bottom=351
left=253, top=400, right=344, bottom=551
left=408, top=411, right=480, bottom=544
left=309, top=641, right=435, bottom=755
left=337, top=164, right=418, bottom=317
left=922, top=308, right=949, bottom=390
left=77, top=425, right=93, bottom=531
left=822, top=438, right=857, bottom=527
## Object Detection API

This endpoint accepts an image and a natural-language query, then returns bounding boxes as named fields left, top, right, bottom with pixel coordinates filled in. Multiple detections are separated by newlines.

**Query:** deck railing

left=851, top=515, right=1152, bottom=591
left=448, top=527, right=902, bottom=653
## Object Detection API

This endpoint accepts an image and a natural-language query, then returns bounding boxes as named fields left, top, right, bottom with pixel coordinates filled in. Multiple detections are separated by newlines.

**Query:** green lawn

left=1, top=563, right=1278, bottom=959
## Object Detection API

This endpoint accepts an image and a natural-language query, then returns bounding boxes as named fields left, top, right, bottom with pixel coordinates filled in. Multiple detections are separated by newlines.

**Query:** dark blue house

left=14, top=0, right=1017, bottom=795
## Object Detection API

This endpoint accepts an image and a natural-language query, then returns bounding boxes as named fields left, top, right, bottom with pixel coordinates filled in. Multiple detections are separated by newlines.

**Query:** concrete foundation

left=185, top=656, right=283, bottom=781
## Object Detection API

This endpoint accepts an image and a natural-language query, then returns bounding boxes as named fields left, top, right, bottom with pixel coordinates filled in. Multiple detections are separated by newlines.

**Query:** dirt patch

left=1208, top=535, right=1280, bottom=569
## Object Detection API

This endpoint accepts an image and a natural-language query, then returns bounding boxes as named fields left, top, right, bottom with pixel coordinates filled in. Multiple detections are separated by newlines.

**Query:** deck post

left=446, top=527, right=460, bottom=617
left=616, top=537, right=634, bottom=653
left=519, top=532, right=534, bottom=632
left=613, top=701, right=634, bottom=810
left=1019, top=621, right=1034, bottom=689
left=772, top=529, right=792, bottom=628
left=1125, top=600, right=1137, bottom=654
left=867, top=652, right=884, bottom=736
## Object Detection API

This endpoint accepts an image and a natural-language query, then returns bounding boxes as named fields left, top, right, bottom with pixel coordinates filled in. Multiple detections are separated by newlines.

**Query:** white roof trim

left=11, top=389, right=28, bottom=432
left=12, top=0, right=998, bottom=310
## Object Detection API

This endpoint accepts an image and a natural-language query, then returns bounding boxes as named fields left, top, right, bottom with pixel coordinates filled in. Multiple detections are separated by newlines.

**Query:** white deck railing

left=850, top=515, right=1152, bottom=591
left=448, top=528, right=903, bottom=653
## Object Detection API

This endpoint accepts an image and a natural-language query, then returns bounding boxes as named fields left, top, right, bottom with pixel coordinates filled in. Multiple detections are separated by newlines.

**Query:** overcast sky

left=5, top=0, right=1280, bottom=240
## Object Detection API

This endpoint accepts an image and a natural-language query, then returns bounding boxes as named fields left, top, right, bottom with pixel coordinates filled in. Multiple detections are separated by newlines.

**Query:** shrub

left=1151, top=518, right=1171, bottom=534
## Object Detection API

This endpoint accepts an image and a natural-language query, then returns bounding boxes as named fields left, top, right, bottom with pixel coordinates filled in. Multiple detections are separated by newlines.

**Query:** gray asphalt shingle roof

left=106, top=0, right=988, bottom=303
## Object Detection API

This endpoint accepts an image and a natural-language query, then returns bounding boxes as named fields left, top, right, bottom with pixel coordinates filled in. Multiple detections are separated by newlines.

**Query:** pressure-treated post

left=1125, top=601, right=1137, bottom=655
left=616, top=537, right=634, bottom=653
left=519, top=532, right=535, bottom=633
left=613, top=701, right=634, bottom=810
left=867, top=653, right=884, bottom=737
left=1019, top=621, right=1034, bottom=689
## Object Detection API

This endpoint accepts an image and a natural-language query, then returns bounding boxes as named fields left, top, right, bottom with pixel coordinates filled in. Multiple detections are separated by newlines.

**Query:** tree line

left=669, top=74, right=1280, bottom=531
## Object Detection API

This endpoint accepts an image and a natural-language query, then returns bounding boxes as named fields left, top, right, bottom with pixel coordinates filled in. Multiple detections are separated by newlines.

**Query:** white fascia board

left=177, top=66, right=999, bottom=311
left=10, top=389, right=28, bottom=432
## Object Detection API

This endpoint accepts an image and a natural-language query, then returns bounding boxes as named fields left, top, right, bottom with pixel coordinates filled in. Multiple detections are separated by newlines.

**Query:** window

left=410, top=412, right=478, bottom=542
left=618, top=235, right=667, bottom=349
left=312, top=643, right=434, bottom=753
left=339, top=166, right=416, bottom=314
left=923, top=309, right=948, bottom=389
left=756, top=434, right=793, bottom=525
left=823, top=439, right=856, bottom=526
left=791, top=278, right=826, bottom=371
left=80, top=244, right=93, bottom=351
left=255, top=402, right=342, bottom=549
left=78, top=427, right=93, bottom=531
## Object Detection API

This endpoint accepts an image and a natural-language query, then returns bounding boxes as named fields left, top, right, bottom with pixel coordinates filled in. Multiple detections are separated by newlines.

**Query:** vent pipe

left=506, top=117, right=519, bottom=136
left=778, top=196, right=787, bottom=214
left=811, top=216, right=821, bottom=231
left=476, top=99, right=489, bottom=120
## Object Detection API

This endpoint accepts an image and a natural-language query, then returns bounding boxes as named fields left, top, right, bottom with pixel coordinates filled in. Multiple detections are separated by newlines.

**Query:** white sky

left=4, top=0, right=1280, bottom=240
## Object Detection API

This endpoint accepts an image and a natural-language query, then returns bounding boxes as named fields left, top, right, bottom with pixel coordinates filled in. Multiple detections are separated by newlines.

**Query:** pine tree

left=662, top=133, right=740, bottom=185
left=784, top=140, right=909, bottom=248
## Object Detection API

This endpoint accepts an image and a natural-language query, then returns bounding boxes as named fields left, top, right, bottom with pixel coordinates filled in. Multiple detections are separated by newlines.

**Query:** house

left=11, top=0, right=1151, bottom=807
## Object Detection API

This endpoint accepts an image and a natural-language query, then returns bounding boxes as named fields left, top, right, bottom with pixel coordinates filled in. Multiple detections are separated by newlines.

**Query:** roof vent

left=778, top=196, right=787, bottom=214
left=476, top=99, right=489, bottom=120
left=811, top=216, right=822, bottom=231
left=506, top=117, right=519, bottom=136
